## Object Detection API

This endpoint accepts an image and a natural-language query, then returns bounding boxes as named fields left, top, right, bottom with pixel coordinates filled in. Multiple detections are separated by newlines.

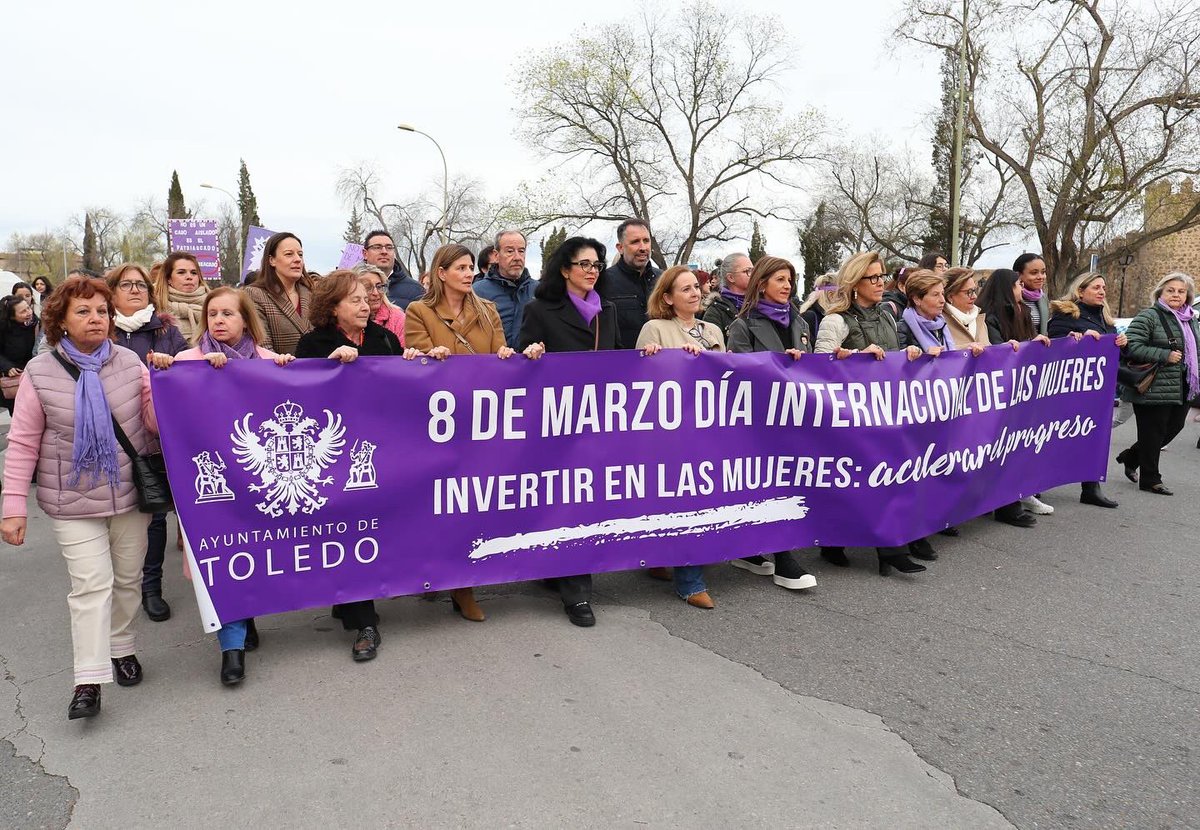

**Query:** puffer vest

left=23, top=345, right=153, bottom=519
left=839, top=305, right=900, bottom=351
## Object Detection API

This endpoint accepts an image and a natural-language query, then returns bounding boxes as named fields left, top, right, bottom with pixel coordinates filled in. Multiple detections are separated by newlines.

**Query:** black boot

left=908, top=538, right=938, bottom=561
left=141, top=592, right=171, bottom=622
left=220, top=650, right=245, bottom=686
left=994, top=502, right=1036, bottom=528
left=878, top=551, right=926, bottom=576
left=1080, top=481, right=1118, bottom=508
left=243, top=618, right=259, bottom=652
left=1115, top=449, right=1138, bottom=483
left=820, top=546, right=849, bottom=567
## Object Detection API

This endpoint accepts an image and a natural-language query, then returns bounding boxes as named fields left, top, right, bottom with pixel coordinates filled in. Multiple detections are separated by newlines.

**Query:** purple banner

left=241, top=226, right=275, bottom=282
left=168, top=219, right=220, bottom=280
left=338, top=243, right=364, bottom=270
left=151, top=338, right=1118, bottom=630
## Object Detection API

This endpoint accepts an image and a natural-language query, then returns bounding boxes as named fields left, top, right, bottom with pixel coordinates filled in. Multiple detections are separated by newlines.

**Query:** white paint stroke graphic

left=468, top=496, right=808, bottom=560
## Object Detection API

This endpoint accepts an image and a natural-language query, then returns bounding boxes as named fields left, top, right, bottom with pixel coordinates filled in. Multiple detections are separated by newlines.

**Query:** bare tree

left=5, top=230, right=76, bottom=280
left=512, top=0, right=823, bottom=267
left=901, top=0, right=1200, bottom=292
left=336, top=163, right=521, bottom=275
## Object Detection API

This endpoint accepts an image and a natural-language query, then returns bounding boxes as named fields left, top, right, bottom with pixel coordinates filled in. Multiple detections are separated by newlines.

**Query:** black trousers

left=334, top=600, right=378, bottom=631
left=1127, top=403, right=1189, bottom=487
left=555, top=575, right=592, bottom=606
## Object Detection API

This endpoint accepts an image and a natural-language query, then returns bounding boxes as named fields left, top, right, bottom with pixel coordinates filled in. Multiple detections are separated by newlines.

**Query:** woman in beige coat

left=942, top=267, right=989, bottom=354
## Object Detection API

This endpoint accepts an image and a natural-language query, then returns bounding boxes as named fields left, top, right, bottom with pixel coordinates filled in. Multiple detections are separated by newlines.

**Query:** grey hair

left=1151, top=271, right=1196, bottom=305
left=352, top=264, right=388, bottom=279
left=494, top=229, right=527, bottom=248
left=715, top=252, right=750, bottom=287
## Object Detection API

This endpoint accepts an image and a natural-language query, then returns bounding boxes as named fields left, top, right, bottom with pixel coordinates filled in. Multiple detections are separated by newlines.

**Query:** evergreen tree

left=926, top=52, right=959, bottom=257
left=343, top=206, right=364, bottom=245
left=748, top=221, right=767, bottom=263
left=237, top=159, right=262, bottom=249
left=541, top=226, right=567, bottom=260
left=218, top=211, right=241, bottom=285
left=167, top=170, right=189, bottom=220
left=82, top=213, right=99, bottom=272
left=798, top=202, right=842, bottom=297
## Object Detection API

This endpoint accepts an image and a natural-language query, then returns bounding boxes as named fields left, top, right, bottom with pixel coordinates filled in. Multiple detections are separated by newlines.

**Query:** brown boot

left=684, top=591, right=715, bottom=609
left=450, top=588, right=485, bottom=622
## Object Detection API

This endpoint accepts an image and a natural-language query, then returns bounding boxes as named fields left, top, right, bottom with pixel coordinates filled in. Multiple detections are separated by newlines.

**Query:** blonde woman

left=797, top=272, right=837, bottom=341
left=942, top=267, right=989, bottom=352
left=155, top=252, right=209, bottom=344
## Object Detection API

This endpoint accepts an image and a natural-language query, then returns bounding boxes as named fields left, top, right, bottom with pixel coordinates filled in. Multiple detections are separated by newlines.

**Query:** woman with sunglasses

left=725, top=256, right=818, bottom=592
left=635, top=265, right=725, bottom=608
left=814, top=251, right=934, bottom=576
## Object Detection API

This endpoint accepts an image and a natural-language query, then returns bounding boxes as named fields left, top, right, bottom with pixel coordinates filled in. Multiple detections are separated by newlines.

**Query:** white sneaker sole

left=773, top=573, right=817, bottom=590
left=731, top=559, right=775, bottom=576
left=1021, top=498, right=1054, bottom=515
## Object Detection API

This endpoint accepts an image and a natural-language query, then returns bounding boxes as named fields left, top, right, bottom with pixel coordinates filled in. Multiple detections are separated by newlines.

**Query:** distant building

left=0, top=250, right=81, bottom=281
left=1106, top=179, right=1200, bottom=316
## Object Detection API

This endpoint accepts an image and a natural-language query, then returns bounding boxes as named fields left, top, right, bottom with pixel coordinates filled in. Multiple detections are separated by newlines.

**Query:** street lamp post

left=397, top=124, right=449, bottom=245
left=1118, top=250, right=1135, bottom=317
left=200, top=183, right=242, bottom=282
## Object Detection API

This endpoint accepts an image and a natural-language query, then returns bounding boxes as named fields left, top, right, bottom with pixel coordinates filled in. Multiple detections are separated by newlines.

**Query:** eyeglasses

left=365, top=244, right=396, bottom=253
left=364, top=283, right=386, bottom=293
left=959, top=288, right=979, bottom=298
left=859, top=274, right=886, bottom=286
left=685, top=323, right=718, bottom=350
left=118, top=281, right=149, bottom=292
left=570, top=260, right=602, bottom=272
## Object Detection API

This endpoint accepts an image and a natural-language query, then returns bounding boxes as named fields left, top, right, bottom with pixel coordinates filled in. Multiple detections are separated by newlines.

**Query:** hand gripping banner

left=150, top=338, right=1118, bottom=630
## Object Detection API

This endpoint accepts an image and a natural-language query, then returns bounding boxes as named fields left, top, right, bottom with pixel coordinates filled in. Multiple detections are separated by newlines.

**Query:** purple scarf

left=1021, top=287, right=1044, bottom=303
left=902, top=306, right=948, bottom=350
left=568, top=289, right=602, bottom=326
left=719, top=288, right=745, bottom=311
left=1159, top=299, right=1199, bottom=397
left=59, top=337, right=120, bottom=488
left=755, top=299, right=791, bottom=327
left=199, top=331, right=260, bottom=361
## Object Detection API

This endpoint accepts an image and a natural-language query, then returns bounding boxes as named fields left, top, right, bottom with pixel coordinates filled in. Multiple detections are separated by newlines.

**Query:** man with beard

left=362, top=229, right=423, bottom=310
left=599, top=218, right=661, bottom=349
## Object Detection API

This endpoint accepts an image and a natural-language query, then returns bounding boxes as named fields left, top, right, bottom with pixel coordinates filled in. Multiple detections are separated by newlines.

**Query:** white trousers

left=52, top=511, right=150, bottom=685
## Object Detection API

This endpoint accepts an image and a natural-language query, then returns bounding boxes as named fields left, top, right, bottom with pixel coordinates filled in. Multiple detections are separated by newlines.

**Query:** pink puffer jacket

left=2, top=344, right=158, bottom=520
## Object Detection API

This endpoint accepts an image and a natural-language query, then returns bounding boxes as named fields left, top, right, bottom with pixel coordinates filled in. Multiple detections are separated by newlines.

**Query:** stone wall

left=1111, top=180, right=1200, bottom=317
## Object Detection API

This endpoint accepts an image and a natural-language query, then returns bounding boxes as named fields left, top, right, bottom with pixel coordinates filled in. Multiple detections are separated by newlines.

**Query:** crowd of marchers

left=1, top=217, right=1197, bottom=723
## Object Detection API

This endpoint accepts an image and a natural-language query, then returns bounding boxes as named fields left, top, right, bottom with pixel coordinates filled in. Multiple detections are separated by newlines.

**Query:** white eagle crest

left=230, top=400, right=346, bottom=517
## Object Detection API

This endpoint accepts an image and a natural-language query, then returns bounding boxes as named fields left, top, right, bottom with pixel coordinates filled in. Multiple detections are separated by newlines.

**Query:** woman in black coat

left=1047, top=272, right=1128, bottom=508
left=295, top=271, right=415, bottom=663
left=517, top=236, right=618, bottom=628
left=0, top=295, right=37, bottom=415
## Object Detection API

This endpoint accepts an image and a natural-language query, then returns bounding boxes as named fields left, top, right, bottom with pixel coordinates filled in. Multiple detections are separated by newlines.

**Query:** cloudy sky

left=2, top=0, right=980, bottom=271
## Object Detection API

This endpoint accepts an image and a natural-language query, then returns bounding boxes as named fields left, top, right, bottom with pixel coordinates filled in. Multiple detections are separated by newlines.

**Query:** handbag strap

left=51, top=350, right=141, bottom=462
left=1150, top=304, right=1182, bottom=349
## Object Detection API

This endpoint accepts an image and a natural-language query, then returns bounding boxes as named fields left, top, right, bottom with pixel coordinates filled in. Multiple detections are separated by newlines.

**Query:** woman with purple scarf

left=151, top=287, right=293, bottom=684
left=896, top=269, right=951, bottom=355
left=518, top=236, right=618, bottom=628
left=726, top=256, right=819, bottom=591
left=1, top=276, right=159, bottom=721
left=1115, top=273, right=1200, bottom=496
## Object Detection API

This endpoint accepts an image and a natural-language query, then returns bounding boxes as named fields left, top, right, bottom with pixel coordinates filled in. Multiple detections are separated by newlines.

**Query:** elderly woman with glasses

left=105, top=264, right=187, bottom=624
left=634, top=265, right=725, bottom=608
left=942, top=267, right=990, bottom=352
left=354, top=264, right=407, bottom=345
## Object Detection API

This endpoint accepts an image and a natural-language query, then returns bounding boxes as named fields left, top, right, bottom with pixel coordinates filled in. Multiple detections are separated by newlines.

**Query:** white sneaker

left=1021, top=495, right=1054, bottom=515
left=731, top=556, right=775, bottom=576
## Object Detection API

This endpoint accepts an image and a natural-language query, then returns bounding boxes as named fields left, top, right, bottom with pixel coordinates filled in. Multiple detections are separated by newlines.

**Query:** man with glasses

left=702, top=252, right=754, bottom=338
left=361, top=230, right=423, bottom=310
left=600, top=218, right=662, bottom=349
left=473, top=230, right=536, bottom=347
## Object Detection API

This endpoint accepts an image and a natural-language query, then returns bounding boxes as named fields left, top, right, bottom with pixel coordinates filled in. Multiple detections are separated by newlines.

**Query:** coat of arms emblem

left=231, top=400, right=346, bottom=517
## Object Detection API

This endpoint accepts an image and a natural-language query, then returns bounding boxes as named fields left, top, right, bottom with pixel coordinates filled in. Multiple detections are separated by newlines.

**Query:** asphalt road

left=1, top=415, right=1197, bottom=828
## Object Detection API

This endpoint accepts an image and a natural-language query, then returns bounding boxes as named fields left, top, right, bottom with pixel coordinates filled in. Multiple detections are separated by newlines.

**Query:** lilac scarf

left=755, top=299, right=791, bottom=327
left=902, top=306, right=948, bottom=350
left=199, top=331, right=259, bottom=361
left=1159, top=300, right=1199, bottom=397
left=568, top=289, right=602, bottom=326
left=719, top=288, right=745, bottom=311
left=59, top=338, right=120, bottom=488
left=1021, top=287, right=1044, bottom=303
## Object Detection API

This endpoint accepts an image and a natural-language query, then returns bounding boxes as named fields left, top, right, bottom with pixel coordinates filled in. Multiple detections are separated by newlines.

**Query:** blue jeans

left=217, top=619, right=247, bottom=651
left=673, top=565, right=707, bottom=599
left=141, top=511, right=168, bottom=594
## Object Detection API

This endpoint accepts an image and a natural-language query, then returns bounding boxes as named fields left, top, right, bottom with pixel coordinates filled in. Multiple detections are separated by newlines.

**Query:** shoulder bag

left=1118, top=306, right=1178, bottom=395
